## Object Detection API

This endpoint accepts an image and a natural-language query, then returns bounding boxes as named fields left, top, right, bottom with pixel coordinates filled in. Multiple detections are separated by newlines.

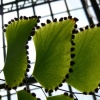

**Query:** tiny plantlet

left=0, top=15, right=100, bottom=100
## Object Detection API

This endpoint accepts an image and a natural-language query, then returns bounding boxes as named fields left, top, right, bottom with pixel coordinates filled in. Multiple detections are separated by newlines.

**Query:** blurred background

left=0, top=0, right=100, bottom=100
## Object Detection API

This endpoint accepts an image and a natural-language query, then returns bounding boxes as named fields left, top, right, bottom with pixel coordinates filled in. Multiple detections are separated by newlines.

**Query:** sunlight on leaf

left=33, top=17, right=76, bottom=90
left=3, top=16, right=38, bottom=88
left=67, top=25, right=100, bottom=93
left=47, top=94, right=74, bottom=100
left=17, top=90, right=37, bottom=100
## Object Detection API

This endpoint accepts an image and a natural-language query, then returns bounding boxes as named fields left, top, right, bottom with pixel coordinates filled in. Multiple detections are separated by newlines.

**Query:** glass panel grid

left=67, top=0, right=83, bottom=10
left=50, top=0, right=67, bottom=14
left=35, top=4, right=51, bottom=17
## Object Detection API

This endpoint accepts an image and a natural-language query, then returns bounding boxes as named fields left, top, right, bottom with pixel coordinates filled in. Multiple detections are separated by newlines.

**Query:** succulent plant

left=0, top=15, right=100, bottom=100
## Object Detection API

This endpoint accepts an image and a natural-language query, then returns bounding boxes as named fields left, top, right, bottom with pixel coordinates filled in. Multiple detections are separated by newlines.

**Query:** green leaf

left=47, top=94, right=74, bottom=100
left=67, top=25, right=100, bottom=93
left=33, top=18, right=76, bottom=90
left=3, top=16, right=38, bottom=88
left=17, top=90, right=37, bottom=100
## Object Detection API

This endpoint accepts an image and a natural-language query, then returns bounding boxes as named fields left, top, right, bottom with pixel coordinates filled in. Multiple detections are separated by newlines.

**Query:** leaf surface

left=17, top=90, right=37, bottom=100
left=33, top=18, right=76, bottom=90
left=3, top=17, right=38, bottom=87
left=67, top=25, right=100, bottom=93
left=47, top=94, right=74, bottom=100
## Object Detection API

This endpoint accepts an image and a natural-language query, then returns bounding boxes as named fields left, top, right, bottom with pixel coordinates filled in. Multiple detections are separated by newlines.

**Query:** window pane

left=86, top=0, right=92, bottom=6
left=27, top=40, right=36, bottom=76
left=12, top=4, right=17, bottom=10
left=11, top=94, right=17, bottom=100
left=0, top=48, right=4, bottom=70
left=3, top=12, right=17, bottom=48
left=0, top=89, right=7, bottom=96
left=0, top=28, right=3, bottom=48
left=88, top=6, right=98, bottom=24
left=10, top=90, right=16, bottom=94
left=3, top=0, right=15, bottom=4
left=96, top=0, right=100, bottom=4
left=50, top=0, right=66, bottom=14
left=35, top=0, right=45, bottom=4
left=3, top=4, right=12, bottom=13
left=18, top=1, right=24, bottom=9
left=4, top=11, right=17, bottom=24
left=24, top=1, right=32, bottom=7
left=35, top=4, right=50, bottom=17
left=28, top=40, right=36, bottom=64
left=67, top=0, right=82, bottom=10
left=19, top=7, right=33, bottom=17
left=96, top=90, right=100, bottom=100
left=70, top=9, right=89, bottom=27
left=1, top=96, right=7, bottom=100
left=0, top=72, right=5, bottom=82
